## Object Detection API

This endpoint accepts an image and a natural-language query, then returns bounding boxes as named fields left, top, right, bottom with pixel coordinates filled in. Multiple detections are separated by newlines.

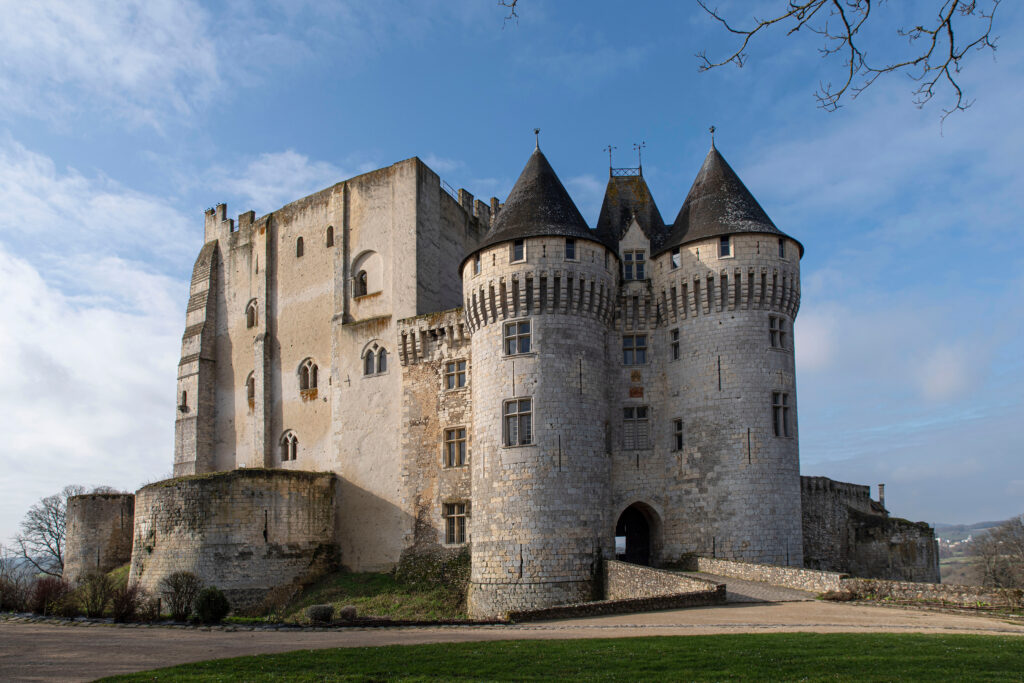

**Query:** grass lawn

left=100, top=633, right=1024, bottom=681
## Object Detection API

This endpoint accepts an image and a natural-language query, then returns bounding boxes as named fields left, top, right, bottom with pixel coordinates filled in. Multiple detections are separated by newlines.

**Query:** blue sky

left=1, top=1, right=1021, bottom=545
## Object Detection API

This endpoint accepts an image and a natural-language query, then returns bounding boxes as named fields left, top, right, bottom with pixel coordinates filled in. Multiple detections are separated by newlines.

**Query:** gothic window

left=296, top=236, right=304, bottom=257
left=363, top=342, right=387, bottom=376
left=503, top=398, right=533, bottom=446
left=445, top=360, right=467, bottom=389
left=772, top=392, right=791, bottom=437
left=356, top=270, right=368, bottom=297
left=280, top=431, right=298, bottom=462
left=719, top=235, right=732, bottom=258
left=623, top=335, right=647, bottom=365
left=623, top=250, right=645, bottom=280
left=326, top=226, right=334, bottom=248
left=673, top=418, right=684, bottom=451
left=299, top=358, right=318, bottom=391
left=770, top=316, right=787, bottom=349
left=245, top=299, right=258, bottom=328
left=670, top=329, right=680, bottom=361
left=564, top=238, right=576, bottom=261
left=503, top=320, right=531, bottom=355
left=444, top=427, right=467, bottom=467
left=443, top=502, right=467, bottom=544
left=623, top=406, right=650, bottom=449
left=246, top=372, right=255, bottom=402
left=511, top=239, right=525, bottom=263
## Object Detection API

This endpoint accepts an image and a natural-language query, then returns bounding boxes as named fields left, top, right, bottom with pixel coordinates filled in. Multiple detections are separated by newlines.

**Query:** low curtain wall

left=695, top=557, right=845, bottom=593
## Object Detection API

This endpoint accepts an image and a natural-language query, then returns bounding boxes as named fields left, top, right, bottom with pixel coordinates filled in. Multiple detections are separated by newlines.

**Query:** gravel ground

left=2, top=601, right=1023, bottom=682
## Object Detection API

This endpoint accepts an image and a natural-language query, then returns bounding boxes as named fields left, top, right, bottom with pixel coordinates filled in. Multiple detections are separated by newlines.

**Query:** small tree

left=15, top=485, right=85, bottom=577
left=194, top=586, right=231, bottom=624
left=78, top=571, right=114, bottom=618
left=159, top=571, right=202, bottom=621
left=0, top=543, right=32, bottom=611
left=973, top=515, right=1024, bottom=588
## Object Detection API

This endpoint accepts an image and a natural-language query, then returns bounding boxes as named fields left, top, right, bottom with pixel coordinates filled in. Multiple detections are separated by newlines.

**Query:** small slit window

left=673, top=418, right=684, bottom=451
left=326, top=226, right=335, bottom=248
left=564, top=238, right=576, bottom=261
left=246, top=372, right=255, bottom=401
left=778, top=238, right=786, bottom=258
left=719, top=235, right=732, bottom=258
left=296, top=236, right=304, bottom=257
left=356, top=270, right=368, bottom=297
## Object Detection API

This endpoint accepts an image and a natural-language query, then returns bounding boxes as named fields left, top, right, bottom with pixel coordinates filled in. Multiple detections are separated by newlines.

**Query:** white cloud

left=0, top=0, right=220, bottom=129
left=423, top=155, right=464, bottom=174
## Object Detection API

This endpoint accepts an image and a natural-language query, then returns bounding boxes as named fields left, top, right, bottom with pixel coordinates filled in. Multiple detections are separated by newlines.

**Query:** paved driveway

left=3, top=603, right=1023, bottom=682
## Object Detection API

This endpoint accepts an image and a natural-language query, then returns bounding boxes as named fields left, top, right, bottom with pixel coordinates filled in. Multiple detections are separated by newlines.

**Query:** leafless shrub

left=78, top=571, right=114, bottom=618
left=159, top=571, right=202, bottom=621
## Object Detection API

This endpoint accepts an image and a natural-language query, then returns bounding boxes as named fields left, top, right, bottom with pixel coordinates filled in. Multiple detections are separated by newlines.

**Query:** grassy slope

left=101, top=633, right=1024, bottom=682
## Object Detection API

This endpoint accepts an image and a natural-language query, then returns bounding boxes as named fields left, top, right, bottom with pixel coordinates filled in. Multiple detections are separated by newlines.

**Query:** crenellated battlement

left=397, top=308, right=470, bottom=366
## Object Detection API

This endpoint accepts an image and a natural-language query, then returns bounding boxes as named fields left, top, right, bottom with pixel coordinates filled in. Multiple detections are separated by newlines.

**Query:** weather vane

left=633, top=141, right=646, bottom=172
left=709, top=125, right=716, bottom=146
left=534, top=128, right=541, bottom=149
left=603, top=144, right=616, bottom=176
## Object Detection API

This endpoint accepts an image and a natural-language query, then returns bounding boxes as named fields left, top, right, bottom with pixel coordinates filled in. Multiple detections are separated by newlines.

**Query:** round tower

left=652, top=143, right=804, bottom=565
left=461, top=148, right=617, bottom=618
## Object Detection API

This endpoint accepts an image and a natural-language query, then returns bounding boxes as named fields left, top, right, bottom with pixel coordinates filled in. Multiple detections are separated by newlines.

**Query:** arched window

left=299, top=358, right=318, bottom=391
left=362, top=342, right=387, bottom=376
left=246, top=372, right=255, bottom=401
left=280, top=431, right=298, bottom=462
left=326, top=226, right=334, bottom=248
left=356, top=270, right=368, bottom=297
left=245, top=299, right=258, bottom=328
left=296, top=236, right=304, bottom=257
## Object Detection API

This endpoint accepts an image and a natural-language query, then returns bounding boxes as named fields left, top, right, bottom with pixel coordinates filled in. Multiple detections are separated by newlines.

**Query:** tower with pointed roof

left=461, top=148, right=619, bottom=616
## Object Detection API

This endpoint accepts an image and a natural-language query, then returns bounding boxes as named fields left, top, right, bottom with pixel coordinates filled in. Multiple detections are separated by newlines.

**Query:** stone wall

left=128, top=469, right=336, bottom=609
left=801, top=476, right=939, bottom=583
left=694, top=556, right=845, bottom=593
left=506, top=559, right=725, bottom=622
left=842, top=578, right=1022, bottom=609
left=63, top=493, right=135, bottom=584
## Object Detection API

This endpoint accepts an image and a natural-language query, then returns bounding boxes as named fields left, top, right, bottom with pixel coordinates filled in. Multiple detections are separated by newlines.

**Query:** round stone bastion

left=128, top=469, right=337, bottom=610
left=64, top=493, right=135, bottom=584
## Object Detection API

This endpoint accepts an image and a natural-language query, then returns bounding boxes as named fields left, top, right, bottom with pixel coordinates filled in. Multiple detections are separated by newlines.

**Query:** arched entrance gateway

left=614, top=503, right=661, bottom=566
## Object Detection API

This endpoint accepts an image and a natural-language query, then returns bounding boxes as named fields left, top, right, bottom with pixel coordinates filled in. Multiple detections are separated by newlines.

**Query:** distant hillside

left=934, top=520, right=1008, bottom=542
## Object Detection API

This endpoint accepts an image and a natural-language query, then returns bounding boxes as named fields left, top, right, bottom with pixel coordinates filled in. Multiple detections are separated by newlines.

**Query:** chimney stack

left=878, top=483, right=886, bottom=511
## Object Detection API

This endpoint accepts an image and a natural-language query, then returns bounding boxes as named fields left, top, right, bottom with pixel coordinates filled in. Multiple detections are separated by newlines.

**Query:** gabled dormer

left=596, top=173, right=668, bottom=253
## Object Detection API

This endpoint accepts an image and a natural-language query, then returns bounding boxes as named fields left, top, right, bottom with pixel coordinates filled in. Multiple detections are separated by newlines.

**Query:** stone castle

left=63, top=143, right=939, bottom=617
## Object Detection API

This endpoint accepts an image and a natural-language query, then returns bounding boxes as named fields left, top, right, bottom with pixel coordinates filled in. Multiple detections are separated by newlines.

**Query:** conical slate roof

left=595, top=174, right=668, bottom=250
left=470, top=148, right=609, bottom=257
left=656, top=145, right=802, bottom=257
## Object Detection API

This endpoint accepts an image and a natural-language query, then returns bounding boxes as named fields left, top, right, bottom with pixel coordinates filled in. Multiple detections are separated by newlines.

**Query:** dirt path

left=2, top=602, right=1022, bottom=682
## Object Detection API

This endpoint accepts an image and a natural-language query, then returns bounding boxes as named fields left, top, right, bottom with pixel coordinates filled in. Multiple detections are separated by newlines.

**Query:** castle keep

left=63, top=143, right=940, bottom=617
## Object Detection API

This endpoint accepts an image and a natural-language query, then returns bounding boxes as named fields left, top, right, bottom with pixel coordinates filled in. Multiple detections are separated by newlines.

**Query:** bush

left=0, top=575, right=30, bottom=612
left=194, top=586, right=231, bottom=624
left=79, top=571, right=114, bottom=617
left=111, top=583, right=146, bottom=622
left=139, top=592, right=162, bottom=622
left=159, top=571, right=202, bottom=621
left=30, top=577, right=74, bottom=616
left=306, top=604, right=334, bottom=624
left=821, top=589, right=856, bottom=602
left=338, top=604, right=357, bottom=621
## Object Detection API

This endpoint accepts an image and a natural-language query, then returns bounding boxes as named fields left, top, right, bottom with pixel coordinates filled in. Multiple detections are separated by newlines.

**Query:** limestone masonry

left=66, top=144, right=939, bottom=617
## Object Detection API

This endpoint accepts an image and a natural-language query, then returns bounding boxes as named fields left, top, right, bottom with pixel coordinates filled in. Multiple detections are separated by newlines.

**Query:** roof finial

left=534, top=128, right=541, bottom=150
left=603, top=144, right=616, bottom=178
left=633, top=141, right=646, bottom=175
left=709, top=125, right=716, bottom=149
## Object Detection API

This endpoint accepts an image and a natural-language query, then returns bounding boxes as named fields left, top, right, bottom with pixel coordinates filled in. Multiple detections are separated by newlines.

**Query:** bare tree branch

left=15, top=485, right=86, bottom=577
left=499, top=0, right=519, bottom=24
left=697, top=0, right=1001, bottom=122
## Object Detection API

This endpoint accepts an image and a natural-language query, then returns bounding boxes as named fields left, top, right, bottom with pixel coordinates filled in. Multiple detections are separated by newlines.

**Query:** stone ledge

left=506, top=586, right=726, bottom=623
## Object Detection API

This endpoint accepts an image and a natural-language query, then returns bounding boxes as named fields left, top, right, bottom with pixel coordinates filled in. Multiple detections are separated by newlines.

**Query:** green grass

left=99, top=633, right=1024, bottom=681
left=270, top=571, right=468, bottom=623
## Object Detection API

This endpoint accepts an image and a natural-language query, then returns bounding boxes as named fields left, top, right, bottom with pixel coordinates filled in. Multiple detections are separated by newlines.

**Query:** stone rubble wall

left=63, top=494, right=135, bottom=584
left=695, top=556, right=845, bottom=593
left=841, top=578, right=1023, bottom=609
left=801, top=475, right=940, bottom=583
left=506, top=559, right=725, bottom=622
left=128, top=469, right=337, bottom=610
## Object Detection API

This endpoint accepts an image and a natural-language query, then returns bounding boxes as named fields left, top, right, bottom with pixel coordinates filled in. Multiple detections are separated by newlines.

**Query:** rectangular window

left=778, top=238, right=786, bottom=258
left=772, top=392, right=791, bottom=437
left=670, top=247, right=681, bottom=269
left=504, top=398, right=533, bottom=446
left=445, top=360, right=467, bottom=389
left=623, top=406, right=650, bottom=449
left=623, top=250, right=646, bottom=280
left=623, top=334, right=647, bottom=365
left=444, top=427, right=467, bottom=467
left=670, top=329, right=680, bottom=361
left=503, top=320, right=531, bottom=355
left=769, top=316, right=787, bottom=349
left=719, top=235, right=732, bottom=258
left=511, top=239, right=525, bottom=262
left=565, top=238, right=576, bottom=260
left=474, top=253, right=481, bottom=275
left=673, top=418, right=684, bottom=451
left=443, top=502, right=467, bottom=544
